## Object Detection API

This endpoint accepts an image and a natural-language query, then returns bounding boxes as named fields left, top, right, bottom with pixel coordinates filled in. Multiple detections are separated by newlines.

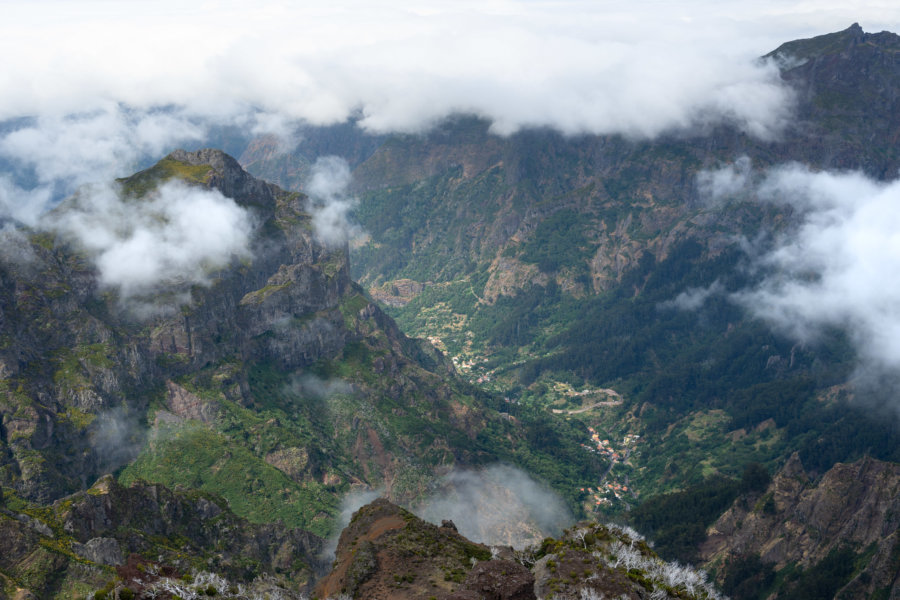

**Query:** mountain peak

left=767, top=22, right=900, bottom=63
left=167, top=148, right=242, bottom=176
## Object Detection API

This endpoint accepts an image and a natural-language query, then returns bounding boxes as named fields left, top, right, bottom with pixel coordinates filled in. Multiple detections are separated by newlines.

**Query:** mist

left=3, top=1, right=890, bottom=227
left=305, top=156, right=362, bottom=248
left=284, top=374, right=354, bottom=400
left=89, top=406, right=147, bottom=474
left=43, top=179, right=255, bottom=311
left=699, top=161, right=900, bottom=396
left=416, top=464, right=572, bottom=548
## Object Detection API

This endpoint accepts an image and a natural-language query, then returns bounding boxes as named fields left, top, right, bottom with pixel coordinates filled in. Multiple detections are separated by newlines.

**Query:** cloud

left=699, top=160, right=900, bottom=379
left=322, top=487, right=383, bottom=560
left=0, top=107, right=207, bottom=189
left=2, top=2, right=895, bottom=229
left=305, top=156, right=362, bottom=247
left=416, top=464, right=572, bottom=548
left=696, top=156, right=754, bottom=205
left=659, top=280, right=726, bottom=311
left=284, top=374, right=354, bottom=400
left=44, top=180, right=255, bottom=309
left=90, top=406, right=147, bottom=473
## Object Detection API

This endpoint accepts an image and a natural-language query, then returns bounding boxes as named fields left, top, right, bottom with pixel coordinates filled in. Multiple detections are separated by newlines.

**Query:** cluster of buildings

left=580, top=427, right=641, bottom=508
left=581, top=480, right=632, bottom=506
left=582, top=427, right=640, bottom=462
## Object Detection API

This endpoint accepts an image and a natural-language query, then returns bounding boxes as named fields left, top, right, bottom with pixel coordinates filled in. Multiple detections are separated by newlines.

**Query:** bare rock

left=72, top=537, right=124, bottom=566
left=457, top=559, right=535, bottom=600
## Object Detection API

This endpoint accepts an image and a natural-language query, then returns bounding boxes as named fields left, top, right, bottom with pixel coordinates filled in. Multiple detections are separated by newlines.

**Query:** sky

left=3, top=0, right=900, bottom=371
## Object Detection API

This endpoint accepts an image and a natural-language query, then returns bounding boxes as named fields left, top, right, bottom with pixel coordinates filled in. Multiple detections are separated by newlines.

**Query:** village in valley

left=581, top=426, right=642, bottom=509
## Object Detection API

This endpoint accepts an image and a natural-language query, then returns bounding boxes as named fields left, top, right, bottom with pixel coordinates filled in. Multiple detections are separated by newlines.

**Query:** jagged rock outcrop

left=0, top=474, right=324, bottom=599
left=315, top=498, right=498, bottom=600
left=316, top=498, right=725, bottom=600
left=701, top=454, right=900, bottom=599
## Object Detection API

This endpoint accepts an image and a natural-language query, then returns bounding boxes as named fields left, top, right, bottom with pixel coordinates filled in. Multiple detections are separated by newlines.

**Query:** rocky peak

left=166, top=147, right=280, bottom=212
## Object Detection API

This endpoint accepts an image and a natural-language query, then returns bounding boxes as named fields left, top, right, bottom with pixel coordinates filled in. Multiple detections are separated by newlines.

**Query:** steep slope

left=238, top=24, right=900, bottom=513
left=702, top=454, right=900, bottom=600
left=0, top=475, right=322, bottom=598
left=316, top=498, right=726, bottom=600
left=0, top=148, right=598, bottom=554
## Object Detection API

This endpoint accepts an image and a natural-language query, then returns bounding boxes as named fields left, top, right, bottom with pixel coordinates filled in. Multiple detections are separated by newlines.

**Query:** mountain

left=701, top=454, right=900, bottom=599
left=0, top=149, right=596, bottom=598
left=2, top=23, right=900, bottom=600
left=0, top=474, right=323, bottom=598
left=241, top=23, right=900, bottom=508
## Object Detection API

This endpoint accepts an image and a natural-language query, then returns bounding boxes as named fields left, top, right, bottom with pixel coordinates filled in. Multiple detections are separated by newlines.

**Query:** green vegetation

left=121, top=423, right=334, bottom=535
left=775, top=546, right=862, bottom=600
left=518, top=209, right=592, bottom=274
left=117, top=157, right=212, bottom=197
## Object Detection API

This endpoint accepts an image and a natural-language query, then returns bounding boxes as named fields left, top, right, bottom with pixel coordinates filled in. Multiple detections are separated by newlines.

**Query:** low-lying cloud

left=45, top=180, right=254, bottom=309
left=1, top=3, right=892, bottom=249
left=327, top=464, right=571, bottom=558
left=1, top=1, right=864, bottom=224
left=305, top=156, right=362, bottom=248
left=699, top=160, right=900, bottom=381
left=416, top=464, right=572, bottom=548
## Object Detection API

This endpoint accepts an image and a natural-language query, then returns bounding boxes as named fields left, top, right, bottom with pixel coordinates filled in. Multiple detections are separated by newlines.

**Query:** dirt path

left=552, top=399, right=623, bottom=414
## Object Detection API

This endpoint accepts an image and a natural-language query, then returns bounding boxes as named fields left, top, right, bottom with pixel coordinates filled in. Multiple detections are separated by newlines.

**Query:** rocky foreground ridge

left=316, top=498, right=724, bottom=600
left=2, top=450, right=899, bottom=598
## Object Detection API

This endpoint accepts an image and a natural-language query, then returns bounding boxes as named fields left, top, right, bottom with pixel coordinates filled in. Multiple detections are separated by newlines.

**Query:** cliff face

left=0, top=474, right=322, bottom=599
left=701, top=454, right=900, bottom=599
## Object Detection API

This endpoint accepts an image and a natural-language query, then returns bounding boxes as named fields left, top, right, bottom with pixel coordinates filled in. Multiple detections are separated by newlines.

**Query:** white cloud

left=306, top=156, right=361, bottom=247
left=416, top=464, right=572, bottom=547
left=696, top=156, right=754, bottom=205
left=720, top=164, right=900, bottom=374
left=0, top=1, right=894, bottom=221
left=45, top=180, right=255, bottom=304
left=659, top=280, right=725, bottom=311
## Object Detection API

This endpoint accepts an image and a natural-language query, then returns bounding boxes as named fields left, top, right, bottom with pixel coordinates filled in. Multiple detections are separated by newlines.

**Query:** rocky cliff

left=316, top=497, right=725, bottom=600
left=239, top=24, right=900, bottom=511
left=702, top=454, right=900, bottom=599
left=0, top=474, right=323, bottom=599
left=0, top=148, right=600, bottom=598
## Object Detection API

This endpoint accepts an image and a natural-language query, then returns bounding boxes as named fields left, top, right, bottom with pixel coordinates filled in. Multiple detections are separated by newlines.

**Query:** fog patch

left=658, top=280, right=725, bottom=311
left=89, top=406, right=147, bottom=474
left=695, top=161, right=900, bottom=403
left=0, top=224, right=38, bottom=269
left=43, top=180, right=254, bottom=313
left=285, top=374, right=354, bottom=400
left=416, top=464, right=572, bottom=548
left=322, top=487, right=382, bottom=561
left=696, top=156, right=754, bottom=206
left=305, top=156, right=362, bottom=248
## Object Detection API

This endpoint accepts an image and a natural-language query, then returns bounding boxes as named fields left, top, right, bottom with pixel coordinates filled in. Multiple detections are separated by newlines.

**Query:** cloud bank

left=700, top=161, right=900, bottom=378
left=0, top=2, right=806, bottom=140
left=45, top=180, right=254, bottom=306
left=1, top=0, right=866, bottom=212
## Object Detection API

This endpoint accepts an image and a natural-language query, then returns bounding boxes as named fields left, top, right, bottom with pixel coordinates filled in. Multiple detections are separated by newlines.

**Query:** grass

left=117, top=157, right=213, bottom=198
left=119, top=424, right=335, bottom=536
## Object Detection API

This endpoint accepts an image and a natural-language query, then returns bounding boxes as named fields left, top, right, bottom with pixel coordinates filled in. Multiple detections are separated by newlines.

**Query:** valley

left=0, top=18, right=899, bottom=600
